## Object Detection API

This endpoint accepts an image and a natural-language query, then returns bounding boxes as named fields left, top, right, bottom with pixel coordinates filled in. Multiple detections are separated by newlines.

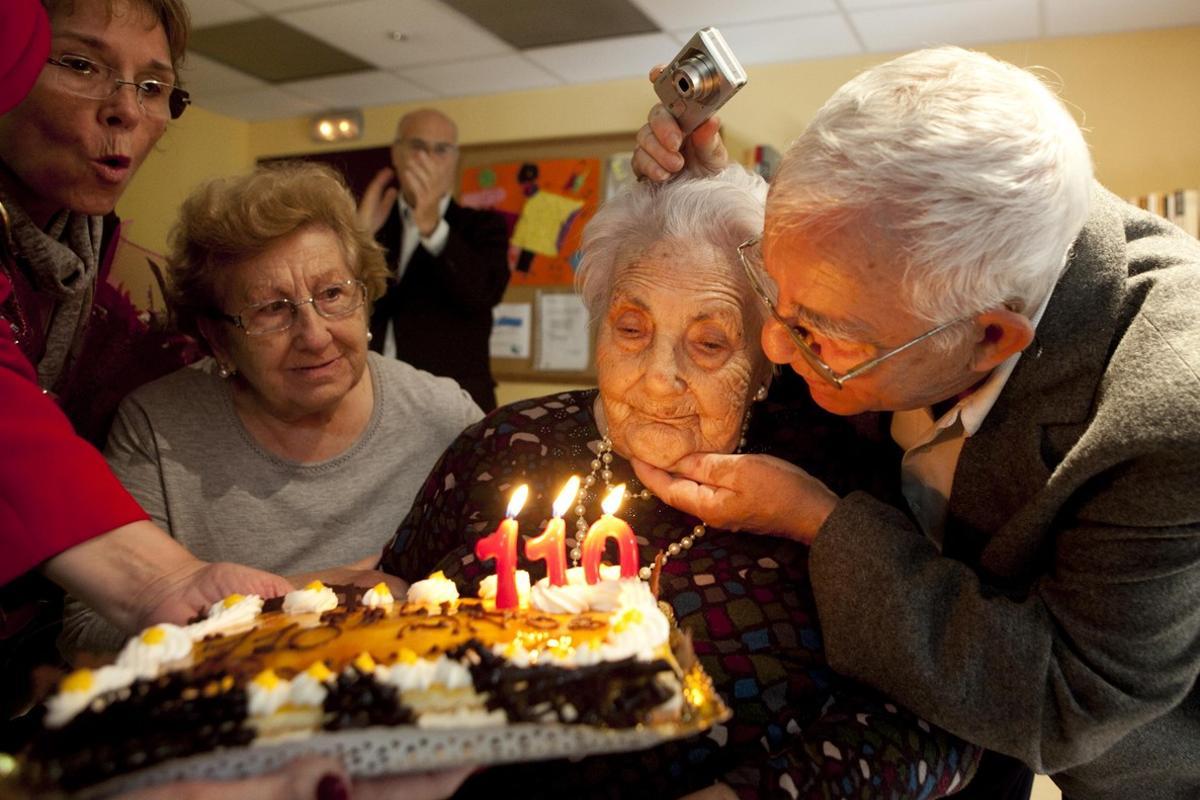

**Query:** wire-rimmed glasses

left=45, top=55, right=190, bottom=120
left=217, top=280, right=367, bottom=336
left=737, top=237, right=967, bottom=389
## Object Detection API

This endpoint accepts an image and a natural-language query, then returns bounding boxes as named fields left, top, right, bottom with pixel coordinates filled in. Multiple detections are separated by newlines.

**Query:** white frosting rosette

left=115, top=623, right=194, bottom=678
left=478, top=570, right=532, bottom=608
left=45, top=666, right=137, bottom=728
left=246, top=669, right=292, bottom=717
left=186, top=593, right=264, bottom=640
left=529, top=565, right=633, bottom=614
left=282, top=581, right=338, bottom=615
left=288, top=662, right=337, bottom=708
left=405, top=571, right=459, bottom=612
left=361, top=582, right=395, bottom=608
left=379, top=651, right=472, bottom=693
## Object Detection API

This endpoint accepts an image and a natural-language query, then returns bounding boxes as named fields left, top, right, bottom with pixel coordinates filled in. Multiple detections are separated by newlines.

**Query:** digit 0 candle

left=582, top=484, right=640, bottom=584
left=475, top=484, right=529, bottom=609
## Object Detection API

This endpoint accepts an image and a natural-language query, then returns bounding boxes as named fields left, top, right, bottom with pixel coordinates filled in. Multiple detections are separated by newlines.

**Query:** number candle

left=525, top=476, right=580, bottom=586
left=582, top=484, right=640, bottom=584
left=475, top=484, right=529, bottom=610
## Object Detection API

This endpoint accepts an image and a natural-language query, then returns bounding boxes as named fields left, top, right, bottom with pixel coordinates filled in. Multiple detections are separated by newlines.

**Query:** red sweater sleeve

left=0, top=271, right=147, bottom=585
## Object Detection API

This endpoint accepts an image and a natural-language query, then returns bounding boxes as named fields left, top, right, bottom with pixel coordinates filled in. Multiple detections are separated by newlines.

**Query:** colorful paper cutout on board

left=460, top=158, right=600, bottom=286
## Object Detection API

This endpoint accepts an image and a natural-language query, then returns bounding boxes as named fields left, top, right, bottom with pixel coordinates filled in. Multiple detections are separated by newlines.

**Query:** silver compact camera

left=654, top=27, right=747, bottom=136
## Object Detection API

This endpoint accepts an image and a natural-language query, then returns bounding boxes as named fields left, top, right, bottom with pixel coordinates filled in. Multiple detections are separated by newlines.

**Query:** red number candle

left=475, top=484, right=529, bottom=610
left=525, top=476, right=580, bottom=587
left=582, top=484, right=640, bottom=584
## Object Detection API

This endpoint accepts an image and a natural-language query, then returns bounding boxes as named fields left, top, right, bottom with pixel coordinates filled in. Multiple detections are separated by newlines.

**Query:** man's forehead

left=398, top=112, right=457, bottom=142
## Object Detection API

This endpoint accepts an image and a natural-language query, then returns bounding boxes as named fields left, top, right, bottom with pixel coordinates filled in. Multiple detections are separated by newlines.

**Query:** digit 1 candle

left=582, top=484, right=640, bottom=584
left=475, top=484, right=529, bottom=609
left=525, top=476, right=580, bottom=586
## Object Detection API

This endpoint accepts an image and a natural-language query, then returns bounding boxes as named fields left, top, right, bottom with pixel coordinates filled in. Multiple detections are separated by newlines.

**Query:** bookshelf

left=1127, top=189, right=1199, bottom=238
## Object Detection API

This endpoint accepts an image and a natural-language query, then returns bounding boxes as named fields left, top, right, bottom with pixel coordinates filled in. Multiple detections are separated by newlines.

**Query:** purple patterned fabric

left=381, top=389, right=980, bottom=799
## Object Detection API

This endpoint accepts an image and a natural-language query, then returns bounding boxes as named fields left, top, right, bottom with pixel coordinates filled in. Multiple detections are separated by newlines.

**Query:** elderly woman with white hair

left=380, top=166, right=981, bottom=799
left=634, top=46, right=1200, bottom=800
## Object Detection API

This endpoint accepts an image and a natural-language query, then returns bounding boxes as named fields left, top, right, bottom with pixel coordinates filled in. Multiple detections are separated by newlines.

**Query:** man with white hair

left=633, top=46, right=1200, bottom=800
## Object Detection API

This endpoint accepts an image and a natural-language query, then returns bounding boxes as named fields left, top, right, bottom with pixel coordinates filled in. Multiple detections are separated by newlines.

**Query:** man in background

left=359, top=108, right=509, bottom=411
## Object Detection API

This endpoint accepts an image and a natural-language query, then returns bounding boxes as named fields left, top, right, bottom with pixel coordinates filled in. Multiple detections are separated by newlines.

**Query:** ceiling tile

left=401, top=55, right=563, bottom=97
left=193, top=87, right=323, bottom=121
left=444, top=0, right=659, bottom=49
left=283, top=70, right=435, bottom=107
left=179, top=53, right=268, bottom=96
left=282, top=0, right=513, bottom=69
left=190, top=17, right=374, bottom=82
left=525, top=33, right=681, bottom=83
left=839, top=0, right=978, bottom=8
left=187, top=0, right=259, bottom=27
left=243, top=0, right=349, bottom=10
left=851, top=0, right=1040, bottom=52
left=1044, top=0, right=1200, bottom=37
left=672, top=13, right=861, bottom=66
left=630, top=0, right=836, bottom=30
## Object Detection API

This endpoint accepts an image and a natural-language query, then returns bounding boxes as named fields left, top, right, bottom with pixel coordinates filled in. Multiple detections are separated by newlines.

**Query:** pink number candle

left=475, top=484, right=529, bottom=610
left=582, top=484, right=640, bottom=584
left=525, top=476, right=580, bottom=586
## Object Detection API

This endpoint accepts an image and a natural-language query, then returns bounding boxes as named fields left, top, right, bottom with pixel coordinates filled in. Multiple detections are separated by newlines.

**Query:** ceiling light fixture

left=387, top=30, right=409, bottom=42
left=310, top=109, right=363, bottom=143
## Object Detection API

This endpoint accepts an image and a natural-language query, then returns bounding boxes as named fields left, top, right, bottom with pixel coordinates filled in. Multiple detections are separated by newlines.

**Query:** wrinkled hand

left=354, top=767, right=474, bottom=800
left=632, top=453, right=839, bottom=544
left=288, top=564, right=409, bottom=599
left=135, top=560, right=293, bottom=630
left=115, top=756, right=472, bottom=800
left=678, top=782, right=738, bottom=800
left=358, top=167, right=399, bottom=235
left=632, top=65, right=729, bottom=182
left=402, top=151, right=453, bottom=236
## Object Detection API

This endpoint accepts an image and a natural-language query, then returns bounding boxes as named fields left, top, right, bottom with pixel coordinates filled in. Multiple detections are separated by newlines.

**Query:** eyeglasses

left=394, top=137, right=457, bottom=157
left=217, top=280, right=366, bottom=336
left=737, top=237, right=967, bottom=389
left=45, top=55, right=191, bottom=120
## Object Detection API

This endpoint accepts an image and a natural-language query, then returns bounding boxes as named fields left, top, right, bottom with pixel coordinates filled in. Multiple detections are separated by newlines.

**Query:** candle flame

left=601, top=484, right=626, bottom=516
left=551, top=476, right=581, bottom=518
left=506, top=484, right=530, bottom=518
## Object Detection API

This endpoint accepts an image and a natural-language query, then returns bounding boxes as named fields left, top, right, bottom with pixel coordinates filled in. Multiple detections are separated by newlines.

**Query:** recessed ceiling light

left=387, top=30, right=409, bottom=42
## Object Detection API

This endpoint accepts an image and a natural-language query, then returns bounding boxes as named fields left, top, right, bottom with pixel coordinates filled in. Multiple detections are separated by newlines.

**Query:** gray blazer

left=808, top=185, right=1200, bottom=800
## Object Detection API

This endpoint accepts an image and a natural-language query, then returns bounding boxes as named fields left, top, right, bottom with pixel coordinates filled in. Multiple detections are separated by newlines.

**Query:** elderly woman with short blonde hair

left=61, top=161, right=482, bottom=654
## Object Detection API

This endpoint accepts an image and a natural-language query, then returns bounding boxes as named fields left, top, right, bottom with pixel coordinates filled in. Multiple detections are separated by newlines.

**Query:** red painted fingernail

left=317, top=773, right=349, bottom=800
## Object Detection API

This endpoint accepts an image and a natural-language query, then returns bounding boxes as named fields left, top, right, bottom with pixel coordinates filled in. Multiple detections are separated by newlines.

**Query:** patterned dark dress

left=381, top=389, right=980, bottom=800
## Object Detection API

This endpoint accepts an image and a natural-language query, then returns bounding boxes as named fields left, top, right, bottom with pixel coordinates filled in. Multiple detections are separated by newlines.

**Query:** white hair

left=576, top=165, right=768, bottom=323
left=767, top=46, right=1094, bottom=324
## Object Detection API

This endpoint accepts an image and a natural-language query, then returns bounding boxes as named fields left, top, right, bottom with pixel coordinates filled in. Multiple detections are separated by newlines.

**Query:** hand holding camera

left=634, top=27, right=745, bottom=182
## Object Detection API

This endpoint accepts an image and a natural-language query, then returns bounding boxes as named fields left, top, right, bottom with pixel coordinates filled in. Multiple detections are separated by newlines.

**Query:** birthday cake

left=20, top=570, right=726, bottom=793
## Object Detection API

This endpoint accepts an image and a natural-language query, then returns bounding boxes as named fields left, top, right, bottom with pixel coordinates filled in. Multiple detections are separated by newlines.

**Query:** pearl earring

left=754, top=385, right=768, bottom=402
left=366, top=330, right=373, bottom=343
left=217, top=364, right=232, bottom=379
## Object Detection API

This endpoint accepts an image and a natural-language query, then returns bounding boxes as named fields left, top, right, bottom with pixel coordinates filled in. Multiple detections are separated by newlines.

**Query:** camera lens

left=671, top=55, right=719, bottom=102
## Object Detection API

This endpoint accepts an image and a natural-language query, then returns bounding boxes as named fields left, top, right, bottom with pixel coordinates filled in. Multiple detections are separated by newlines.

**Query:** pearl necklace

left=566, top=435, right=706, bottom=581
left=571, top=388, right=765, bottom=579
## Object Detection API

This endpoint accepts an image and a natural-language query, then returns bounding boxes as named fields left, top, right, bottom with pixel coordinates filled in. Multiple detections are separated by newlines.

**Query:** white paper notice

left=490, top=302, right=532, bottom=358
left=536, top=293, right=590, bottom=372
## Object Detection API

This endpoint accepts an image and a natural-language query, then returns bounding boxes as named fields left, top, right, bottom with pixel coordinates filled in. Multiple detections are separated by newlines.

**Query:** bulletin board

left=462, top=133, right=634, bottom=383
left=261, top=132, right=637, bottom=384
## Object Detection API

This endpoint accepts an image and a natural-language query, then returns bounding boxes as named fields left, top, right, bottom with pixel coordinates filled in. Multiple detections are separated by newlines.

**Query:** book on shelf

left=1127, top=189, right=1199, bottom=238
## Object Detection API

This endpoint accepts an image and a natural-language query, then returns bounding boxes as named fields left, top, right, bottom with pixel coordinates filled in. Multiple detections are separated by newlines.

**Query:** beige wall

left=109, top=25, right=1200, bottom=402
left=116, top=104, right=253, bottom=257
left=118, top=24, right=1200, bottom=259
